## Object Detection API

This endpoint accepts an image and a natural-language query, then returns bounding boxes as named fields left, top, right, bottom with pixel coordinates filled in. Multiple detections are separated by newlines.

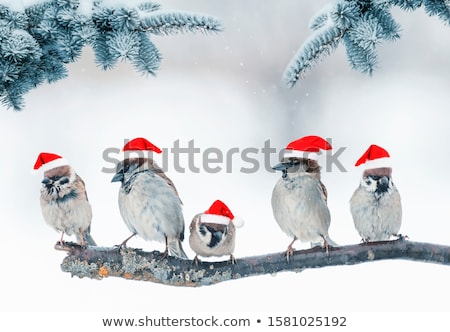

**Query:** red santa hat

left=201, top=200, right=244, bottom=228
left=120, top=137, right=162, bottom=159
left=355, top=144, right=392, bottom=169
left=122, top=137, right=162, bottom=153
left=283, top=135, right=332, bottom=160
left=33, top=152, right=69, bottom=173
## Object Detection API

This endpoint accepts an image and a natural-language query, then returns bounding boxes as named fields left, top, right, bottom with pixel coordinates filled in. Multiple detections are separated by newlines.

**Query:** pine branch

left=0, top=1, right=222, bottom=111
left=284, top=0, right=449, bottom=86
left=284, top=26, right=345, bottom=87
left=139, top=11, right=223, bottom=35
left=424, top=0, right=450, bottom=25
left=58, top=239, right=450, bottom=287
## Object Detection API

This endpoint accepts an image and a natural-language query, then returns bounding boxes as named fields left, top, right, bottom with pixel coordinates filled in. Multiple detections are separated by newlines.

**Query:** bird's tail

left=168, top=238, right=188, bottom=259
left=77, top=227, right=97, bottom=246
left=326, top=236, right=339, bottom=247
left=311, top=235, right=339, bottom=249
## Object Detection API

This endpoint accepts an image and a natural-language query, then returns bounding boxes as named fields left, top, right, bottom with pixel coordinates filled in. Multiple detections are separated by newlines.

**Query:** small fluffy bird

left=189, top=200, right=244, bottom=265
left=111, top=137, right=187, bottom=259
left=34, top=152, right=96, bottom=246
left=350, top=144, right=402, bottom=242
left=271, top=135, right=334, bottom=261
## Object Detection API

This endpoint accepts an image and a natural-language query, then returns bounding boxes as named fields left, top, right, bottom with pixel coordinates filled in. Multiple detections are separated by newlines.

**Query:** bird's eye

left=371, top=175, right=380, bottom=181
left=59, top=177, right=69, bottom=185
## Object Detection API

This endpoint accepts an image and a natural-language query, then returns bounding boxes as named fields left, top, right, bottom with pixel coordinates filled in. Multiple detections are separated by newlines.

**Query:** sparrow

left=350, top=144, right=402, bottom=242
left=34, top=152, right=96, bottom=246
left=189, top=200, right=243, bottom=265
left=271, top=135, right=334, bottom=261
left=111, top=137, right=187, bottom=259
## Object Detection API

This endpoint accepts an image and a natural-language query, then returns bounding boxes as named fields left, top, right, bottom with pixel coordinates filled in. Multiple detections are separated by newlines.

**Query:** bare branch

left=58, top=239, right=450, bottom=287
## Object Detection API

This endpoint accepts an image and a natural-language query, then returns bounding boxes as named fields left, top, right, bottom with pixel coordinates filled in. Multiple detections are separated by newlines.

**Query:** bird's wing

left=148, top=161, right=182, bottom=203
left=320, top=180, right=328, bottom=203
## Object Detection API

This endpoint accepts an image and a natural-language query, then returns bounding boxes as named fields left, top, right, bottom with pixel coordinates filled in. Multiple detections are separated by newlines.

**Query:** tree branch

left=58, top=239, right=450, bottom=287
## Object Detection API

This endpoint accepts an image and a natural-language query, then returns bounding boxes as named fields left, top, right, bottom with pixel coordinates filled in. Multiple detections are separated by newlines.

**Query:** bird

left=111, top=137, right=187, bottom=259
left=189, top=200, right=244, bottom=265
left=271, top=135, right=334, bottom=261
left=34, top=152, right=96, bottom=246
left=350, top=144, right=402, bottom=242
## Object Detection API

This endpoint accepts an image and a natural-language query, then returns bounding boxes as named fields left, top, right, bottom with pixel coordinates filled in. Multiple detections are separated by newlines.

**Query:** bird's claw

left=285, top=246, right=294, bottom=263
left=192, top=255, right=201, bottom=266
left=160, top=249, right=169, bottom=260
left=395, top=233, right=409, bottom=241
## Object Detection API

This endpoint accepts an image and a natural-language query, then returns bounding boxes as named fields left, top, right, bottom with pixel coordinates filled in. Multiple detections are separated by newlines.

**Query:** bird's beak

left=41, top=177, right=52, bottom=185
left=111, top=173, right=124, bottom=183
left=272, top=162, right=290, bottom=172
left=273, top=162, right=291, bottom=179
left=376, top=176, right=390, bottom=193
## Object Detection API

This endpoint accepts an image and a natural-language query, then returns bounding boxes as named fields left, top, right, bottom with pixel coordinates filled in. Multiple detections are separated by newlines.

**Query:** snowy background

left=1, top=0, right=450, bottom=321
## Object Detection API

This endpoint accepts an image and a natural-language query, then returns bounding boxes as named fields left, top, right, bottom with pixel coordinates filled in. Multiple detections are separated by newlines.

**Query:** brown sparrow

left=350, top=144, right=402, bottom=242
left=34, top=152, right=96, bottom=246
left=189, top=200, right=244, bottom=264
left=271, top=135, right=334, bottom=261
left=111, top=137, right=187, bottom=259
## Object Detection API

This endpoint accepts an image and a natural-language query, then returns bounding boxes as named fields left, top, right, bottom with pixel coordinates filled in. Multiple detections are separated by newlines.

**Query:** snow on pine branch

left=0, top=0, right=222, bottom=111
left=140, top=11, right=223, bottom=35
left=284, top=26, right=344, bottom=87
left=283, top=0, right=450, bottom=87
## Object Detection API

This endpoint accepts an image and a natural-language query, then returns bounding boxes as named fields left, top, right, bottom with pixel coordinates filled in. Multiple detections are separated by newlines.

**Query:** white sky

left=1, top=0, right=450, bottom=329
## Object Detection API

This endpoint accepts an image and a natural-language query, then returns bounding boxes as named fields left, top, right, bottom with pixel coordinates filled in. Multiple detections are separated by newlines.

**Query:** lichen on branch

left=58, top=239, right=450, bottom=287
